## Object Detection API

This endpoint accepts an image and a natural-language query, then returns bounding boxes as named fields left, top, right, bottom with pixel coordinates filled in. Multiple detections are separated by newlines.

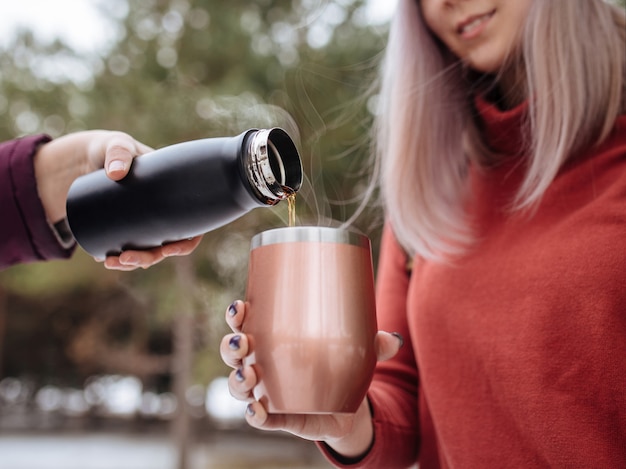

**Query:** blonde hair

left=377, top=0, right=626, bottom=260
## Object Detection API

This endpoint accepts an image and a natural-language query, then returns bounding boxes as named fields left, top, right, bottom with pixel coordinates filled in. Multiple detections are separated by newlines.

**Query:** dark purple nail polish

left=391, top=332, right=405, bottom=348
left=246, top=403, right=256, bottom=416
left=228, top=302, right=238, bottom=317
left=229, top=335, right=241, bottom=350
left=235, top=368, right=245, bottom=382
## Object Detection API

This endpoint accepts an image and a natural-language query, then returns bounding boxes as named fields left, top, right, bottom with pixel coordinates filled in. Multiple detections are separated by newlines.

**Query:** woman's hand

left=219, top=300, right=403, bottom=460
left=34, top=130, right=202, bottom=270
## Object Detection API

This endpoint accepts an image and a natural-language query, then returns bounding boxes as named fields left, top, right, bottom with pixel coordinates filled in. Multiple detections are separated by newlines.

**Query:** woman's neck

left=493, top=60, right=527, bottom=110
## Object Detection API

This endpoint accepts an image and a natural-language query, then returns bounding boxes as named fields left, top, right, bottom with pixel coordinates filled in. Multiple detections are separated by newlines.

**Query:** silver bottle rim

left=247, top=128, right=302, bottom=202
left=251, top=226, right=371, bottom=250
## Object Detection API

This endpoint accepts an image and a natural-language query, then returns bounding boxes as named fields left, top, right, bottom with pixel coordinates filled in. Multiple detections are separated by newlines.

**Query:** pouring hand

left=219, top=300, right=403, bottom=460
left=92, top=131, right=203, bottom=269
left=35, top=130, right=203, bottom=270
left=101, top=236, right=202, bottom=270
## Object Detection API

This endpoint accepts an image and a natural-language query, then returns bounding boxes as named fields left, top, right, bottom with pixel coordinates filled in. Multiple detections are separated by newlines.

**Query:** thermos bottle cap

left=245, top=128, right=302, bottom=204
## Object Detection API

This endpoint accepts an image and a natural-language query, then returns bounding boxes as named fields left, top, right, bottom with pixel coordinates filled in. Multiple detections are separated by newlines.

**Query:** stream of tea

left=282, top=185, right=297, bottom=227
left=287, top=191, right=296, bottom=227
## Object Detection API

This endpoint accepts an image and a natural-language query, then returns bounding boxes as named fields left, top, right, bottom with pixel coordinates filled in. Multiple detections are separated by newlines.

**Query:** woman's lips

left=457, top=10, right=496, bottom=39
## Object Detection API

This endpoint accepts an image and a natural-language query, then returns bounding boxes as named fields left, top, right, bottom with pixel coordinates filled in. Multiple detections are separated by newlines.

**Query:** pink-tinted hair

left=376, top=0, right=626, bottom=260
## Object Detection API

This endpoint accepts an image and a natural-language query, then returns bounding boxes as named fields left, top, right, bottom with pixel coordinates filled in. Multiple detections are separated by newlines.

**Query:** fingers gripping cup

left=242, top=226, right=378, bottom=414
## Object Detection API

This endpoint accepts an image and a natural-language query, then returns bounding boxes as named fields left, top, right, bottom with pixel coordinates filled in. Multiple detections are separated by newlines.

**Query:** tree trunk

left=171, top=256, right=196, bottom=469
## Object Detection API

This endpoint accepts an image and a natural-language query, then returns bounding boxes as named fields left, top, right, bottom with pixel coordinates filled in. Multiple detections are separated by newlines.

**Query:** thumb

left=375, top=331, right=404, bottom=362
left=103, top=134, right=152, bottom=181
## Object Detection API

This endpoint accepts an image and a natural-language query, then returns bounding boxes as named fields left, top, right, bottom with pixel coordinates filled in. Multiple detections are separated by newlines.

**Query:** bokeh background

left=0, top=0, right=393, bottom=468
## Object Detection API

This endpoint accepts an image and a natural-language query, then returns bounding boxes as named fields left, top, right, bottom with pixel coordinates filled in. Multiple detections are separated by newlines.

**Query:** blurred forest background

left=0, top=0, right=390, bottom=467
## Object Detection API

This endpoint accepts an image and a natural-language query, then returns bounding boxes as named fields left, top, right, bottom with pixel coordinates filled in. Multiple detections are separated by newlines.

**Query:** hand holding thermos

left=66, top=128, right=302, bottom=259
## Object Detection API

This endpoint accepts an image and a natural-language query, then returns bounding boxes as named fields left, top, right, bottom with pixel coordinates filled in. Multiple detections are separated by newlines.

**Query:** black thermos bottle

left=66, top=128, right=303, bottom=259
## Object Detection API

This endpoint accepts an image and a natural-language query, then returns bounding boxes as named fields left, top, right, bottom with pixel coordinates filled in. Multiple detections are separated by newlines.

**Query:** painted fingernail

left=235, top=368, right=245, bottom=382
left=229, top=335, right=241, bottom=350
left=246, top=403, right=256, bottom=416
left=391, top=332, right=404, bottom=348
left=228, top=302, right=238, bottom=317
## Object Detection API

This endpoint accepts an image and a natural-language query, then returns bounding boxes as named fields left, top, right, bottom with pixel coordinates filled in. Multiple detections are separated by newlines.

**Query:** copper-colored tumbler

left=242, top=226, right=378, bottom=414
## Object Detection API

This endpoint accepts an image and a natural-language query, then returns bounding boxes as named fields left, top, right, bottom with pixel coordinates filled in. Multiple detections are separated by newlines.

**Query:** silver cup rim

left=251, top=226, right=371, bottom=249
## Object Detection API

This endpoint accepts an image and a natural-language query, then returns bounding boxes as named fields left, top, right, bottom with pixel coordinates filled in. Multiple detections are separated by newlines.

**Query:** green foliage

left=0, top=0, right=388, bottom=386
left=3, top=0, right=623, bottom=388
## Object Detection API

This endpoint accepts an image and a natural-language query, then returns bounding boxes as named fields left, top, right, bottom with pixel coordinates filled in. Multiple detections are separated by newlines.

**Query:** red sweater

left=321, top=99, right=626, bottom=468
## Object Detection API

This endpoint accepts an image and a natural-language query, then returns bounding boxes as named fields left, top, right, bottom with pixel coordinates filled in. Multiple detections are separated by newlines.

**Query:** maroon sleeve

left=0, top=135, right=75, bottom=269
left=317, top=223, right=421, bottom=468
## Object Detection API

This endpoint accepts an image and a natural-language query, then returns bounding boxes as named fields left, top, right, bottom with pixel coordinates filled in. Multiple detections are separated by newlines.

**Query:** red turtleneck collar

left=473, top=93, right=529, bottom=157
